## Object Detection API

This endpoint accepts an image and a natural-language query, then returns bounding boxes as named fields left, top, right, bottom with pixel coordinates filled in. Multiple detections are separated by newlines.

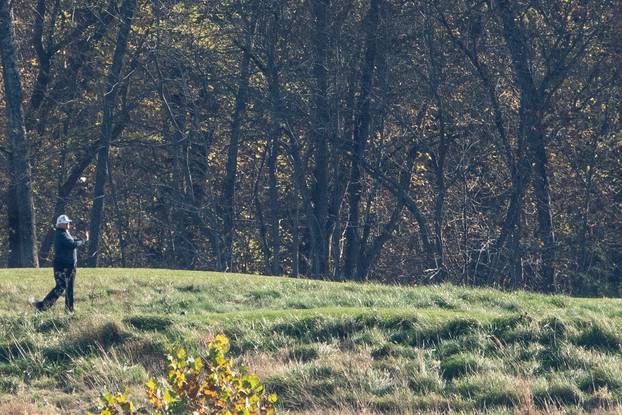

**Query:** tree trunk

left=355, top=150, right=412, bottom=280
left=343, top=0, right=381, bottom=280
left=252, top=145, right=272, bottom=273
left=425, top=13, right=448, bottom=273
left=530, top=133, right=555, bottom=291
left=108, top=158, right=127, bottom=267
left=328, top=153, right=347, bottom=278
left=26, top=0, right=52, bottom=130
left=266, top=10, right=283, bottom=275
left=329, top=60, right=359, bottom=279
left=158, top=69, right=195, bottom=269
left=310, top=0, right=330, bottom=276
left=495, top=0, right=556, bottom=291
left=0, top=0, right=39, bottom=267
left=267, top=133, right=281, bottom=275
left=222, top=16, right=256, bottom=272
left=87, top=0, right=137, bottom=267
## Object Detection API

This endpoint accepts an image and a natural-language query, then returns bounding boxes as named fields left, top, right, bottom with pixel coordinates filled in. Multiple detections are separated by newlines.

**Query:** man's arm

left=75, top=231, right=90, bottom=248
left=60, top=231, right=84, bottom=249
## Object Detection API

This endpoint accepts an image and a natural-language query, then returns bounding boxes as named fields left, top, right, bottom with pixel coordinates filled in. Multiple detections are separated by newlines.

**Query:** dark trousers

left=37, top=266, right=76, bottom=312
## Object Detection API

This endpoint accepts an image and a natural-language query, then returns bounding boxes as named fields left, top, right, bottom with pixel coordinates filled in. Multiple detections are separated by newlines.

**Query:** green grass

left=1, top=268, right=622, bottom=414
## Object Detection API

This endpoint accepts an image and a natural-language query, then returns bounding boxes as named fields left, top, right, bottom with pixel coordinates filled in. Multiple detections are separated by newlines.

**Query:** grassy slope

left=1, top=269, right=622, bottom=414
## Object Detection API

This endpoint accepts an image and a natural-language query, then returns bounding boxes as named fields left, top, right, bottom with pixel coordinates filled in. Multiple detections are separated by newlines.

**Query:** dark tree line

left=1, top=0, right=620, bottom=295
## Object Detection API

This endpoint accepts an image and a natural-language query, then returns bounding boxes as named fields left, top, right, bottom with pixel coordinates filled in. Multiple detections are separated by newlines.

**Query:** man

left=34, top=215, right=89, bottom=313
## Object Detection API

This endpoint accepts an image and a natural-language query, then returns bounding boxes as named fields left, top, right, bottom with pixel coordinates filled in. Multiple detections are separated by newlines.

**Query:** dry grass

left=0, top=399, right=60, bottom=415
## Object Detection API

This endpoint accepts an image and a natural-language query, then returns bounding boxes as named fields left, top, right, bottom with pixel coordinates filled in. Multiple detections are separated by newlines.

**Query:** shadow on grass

left=43, top=321, right=130, bottom=363
left=0, top=339, right=35, bottom=362
left=575, top=323, right=621, bottom=352
left=123, top=315, right=173, bottom=332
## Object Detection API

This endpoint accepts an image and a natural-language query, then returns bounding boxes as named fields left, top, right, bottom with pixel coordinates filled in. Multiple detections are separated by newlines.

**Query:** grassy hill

left=1, top=269, right=622, bottom=414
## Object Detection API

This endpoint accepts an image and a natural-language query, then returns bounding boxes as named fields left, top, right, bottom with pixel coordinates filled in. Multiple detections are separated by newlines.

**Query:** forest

left=1, top=0, right=621, bottom=295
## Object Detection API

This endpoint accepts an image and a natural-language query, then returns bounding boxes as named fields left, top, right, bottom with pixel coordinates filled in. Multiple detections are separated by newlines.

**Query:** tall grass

left=1, top=268, right=622, bottom=413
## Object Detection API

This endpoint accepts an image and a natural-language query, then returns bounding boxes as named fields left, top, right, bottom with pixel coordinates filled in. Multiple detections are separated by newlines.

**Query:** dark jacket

left=53, top=228, right=85, bottom=268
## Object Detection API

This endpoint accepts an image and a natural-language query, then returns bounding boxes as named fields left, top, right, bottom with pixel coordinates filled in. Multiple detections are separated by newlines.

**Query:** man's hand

left=84, top=231, right=90, bottom=242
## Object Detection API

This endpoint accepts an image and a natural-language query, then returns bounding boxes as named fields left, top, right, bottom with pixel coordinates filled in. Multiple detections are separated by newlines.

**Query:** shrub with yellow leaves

left=88, top=335, right=277, bottom=415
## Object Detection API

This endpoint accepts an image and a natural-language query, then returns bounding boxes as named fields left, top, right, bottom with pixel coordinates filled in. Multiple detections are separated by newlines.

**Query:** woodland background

left=1, top=0, right=621, bottom=295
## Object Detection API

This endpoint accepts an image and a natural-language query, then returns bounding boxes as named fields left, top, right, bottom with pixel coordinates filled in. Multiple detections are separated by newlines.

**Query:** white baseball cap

left=56, top=215, right=73, bottom=225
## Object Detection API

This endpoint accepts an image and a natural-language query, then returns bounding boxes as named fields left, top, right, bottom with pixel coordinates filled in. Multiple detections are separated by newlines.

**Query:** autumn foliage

left=89, top=335, right=277, bottom=415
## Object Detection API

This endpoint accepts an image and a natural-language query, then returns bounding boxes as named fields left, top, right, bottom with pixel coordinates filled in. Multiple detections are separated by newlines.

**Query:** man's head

left=56, top=214, right=72, bottom=230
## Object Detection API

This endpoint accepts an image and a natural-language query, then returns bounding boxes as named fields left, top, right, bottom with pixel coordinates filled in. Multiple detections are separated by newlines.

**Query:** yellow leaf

left=194, top=356, right=203, bottom=372
left=146, top=379, right=157, bottom=392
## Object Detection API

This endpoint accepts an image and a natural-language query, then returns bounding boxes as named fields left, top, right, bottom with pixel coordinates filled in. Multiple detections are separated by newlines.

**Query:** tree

left=88, top=0, right=138, bottom=266
left=343, top=0, right=382, bottom=280
left=0, top=0, right=38, bottom=267
left=0, top=0, right=620, bottom=295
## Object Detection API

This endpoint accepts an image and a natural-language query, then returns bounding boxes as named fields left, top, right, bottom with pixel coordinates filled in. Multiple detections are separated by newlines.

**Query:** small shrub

left=89, top=335, right=277, bottom=415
